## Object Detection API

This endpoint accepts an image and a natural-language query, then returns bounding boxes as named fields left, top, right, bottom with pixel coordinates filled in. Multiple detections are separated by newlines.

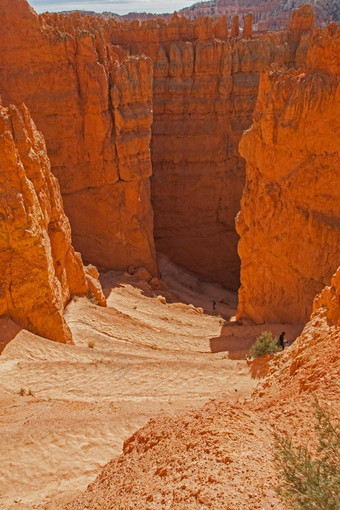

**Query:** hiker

left=278, top=331, right=285, bottom=350
left=212, top=300, right=216, bottom=310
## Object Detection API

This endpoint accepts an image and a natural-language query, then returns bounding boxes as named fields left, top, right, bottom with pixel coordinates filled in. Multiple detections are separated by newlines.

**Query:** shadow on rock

left=0, top=317, right=22, bottom=354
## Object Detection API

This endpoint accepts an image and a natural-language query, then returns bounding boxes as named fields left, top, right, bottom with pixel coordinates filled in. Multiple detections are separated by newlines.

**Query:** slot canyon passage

left=0, top=1, right=339, bottom=509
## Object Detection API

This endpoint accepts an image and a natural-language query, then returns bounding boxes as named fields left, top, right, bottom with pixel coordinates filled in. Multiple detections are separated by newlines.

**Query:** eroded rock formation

left=150, top=33, right=287, bottom=289
left=312, top=265, right=340, bottom=328
left=1, top=1, right=336, bottom=301
left=177, top=0, right=339, bottom=29
left=70, top=0, right=339, bottom=31
left=0, top=102, right=105, bottom=343
left=237, top=24, right=340, bottom=323
left=0, top=0, right=157, bottom=275
left=84, top=11, right=306, bottom=289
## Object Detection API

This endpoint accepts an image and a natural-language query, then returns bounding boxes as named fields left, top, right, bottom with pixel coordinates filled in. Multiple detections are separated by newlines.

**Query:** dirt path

left=0, top=262, right=302, bottom=509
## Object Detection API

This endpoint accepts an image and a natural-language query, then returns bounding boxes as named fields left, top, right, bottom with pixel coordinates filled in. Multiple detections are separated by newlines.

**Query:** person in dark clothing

left=278, top=331, right=285, bottom=350
left=212, top=300, right=216, bottom=310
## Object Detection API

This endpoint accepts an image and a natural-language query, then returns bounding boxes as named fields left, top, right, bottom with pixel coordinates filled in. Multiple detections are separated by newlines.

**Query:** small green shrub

left=273, top=402, right=340, bottom=509
left=87, top=339, right=95, bottom=348
left=248, top=331, right=279, bottom=358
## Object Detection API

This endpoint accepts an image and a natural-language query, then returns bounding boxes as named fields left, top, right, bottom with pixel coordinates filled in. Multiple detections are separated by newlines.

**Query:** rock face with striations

left=236, top=24, right=340, bottom=323
left=0, top=0, right=157, bottom=275
left=0, top=101, right=106, bottom=343
left=0, top=2, right=322, bottom=290
left=85, top=12, right=300, bottom=289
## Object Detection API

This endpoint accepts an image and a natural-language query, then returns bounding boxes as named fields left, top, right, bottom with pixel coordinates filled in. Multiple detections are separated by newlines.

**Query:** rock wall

left=313, top=266, right=340, bottom=328
left=108, top=12, right=313, bottom=288
left=75, top=11, right=306, bottom=289
left=0, top=2, right=319, bottom=291
left=150, top=35, right=290, bottom=289
left=237, top=24, right=340, bottom=323
left=0, top=102, right=105, bottom=343
left=0, top=0, right=157, bottom=275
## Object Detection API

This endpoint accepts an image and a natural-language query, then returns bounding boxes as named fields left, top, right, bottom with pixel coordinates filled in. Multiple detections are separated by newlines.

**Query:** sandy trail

left=0, top=261, right=302, bottom=509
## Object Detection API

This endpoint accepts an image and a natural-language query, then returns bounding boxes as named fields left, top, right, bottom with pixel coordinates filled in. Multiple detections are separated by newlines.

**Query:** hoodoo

left=237, top=23, right=340, bottom=323
left=0, top=102, right=105, bottom=343
left=0, top=0, right=338, bottom=323
left=0, top=0, right=322, bottom=290
left=0, top=0, right=157, bottom=275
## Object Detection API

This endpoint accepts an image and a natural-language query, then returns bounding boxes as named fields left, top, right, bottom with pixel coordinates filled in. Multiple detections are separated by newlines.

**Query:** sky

left=29, top=0, right=194, bottom=15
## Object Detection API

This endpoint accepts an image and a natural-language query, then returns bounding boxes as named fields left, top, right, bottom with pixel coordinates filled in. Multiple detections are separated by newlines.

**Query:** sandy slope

left=0, top=261, right=302, bottom=510
left=63, top=266, right=339, bottom=510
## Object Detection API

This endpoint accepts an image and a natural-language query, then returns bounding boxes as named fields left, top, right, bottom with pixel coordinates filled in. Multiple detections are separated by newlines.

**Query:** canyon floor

left=0, top=258, right=303, bottom=510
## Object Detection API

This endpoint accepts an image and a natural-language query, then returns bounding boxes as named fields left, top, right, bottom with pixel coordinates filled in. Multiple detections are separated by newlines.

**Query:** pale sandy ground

left=0, top=257, right=303, bottom=510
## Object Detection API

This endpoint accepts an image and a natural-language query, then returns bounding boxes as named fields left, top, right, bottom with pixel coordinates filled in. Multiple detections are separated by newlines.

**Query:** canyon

left=179, top=0, right=340, bottom=30
left=2, top=1, right=338, bottom=326
left=1, top=1, right=333, bottom=303
left=0, top=0, right=339, bottom=508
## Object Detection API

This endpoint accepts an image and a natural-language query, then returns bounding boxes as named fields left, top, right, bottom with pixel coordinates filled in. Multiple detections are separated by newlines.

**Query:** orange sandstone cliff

left=0, top=0, right=157, bottom=275
left=41, top=7, right=315, bottom=289
left=0, top=102, right=105, bottom=343
left=237, top=24, right=340, bottom=323
left=149, top=30, right=290, bottom=289
left=0, top=2, right=328, bottom=293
